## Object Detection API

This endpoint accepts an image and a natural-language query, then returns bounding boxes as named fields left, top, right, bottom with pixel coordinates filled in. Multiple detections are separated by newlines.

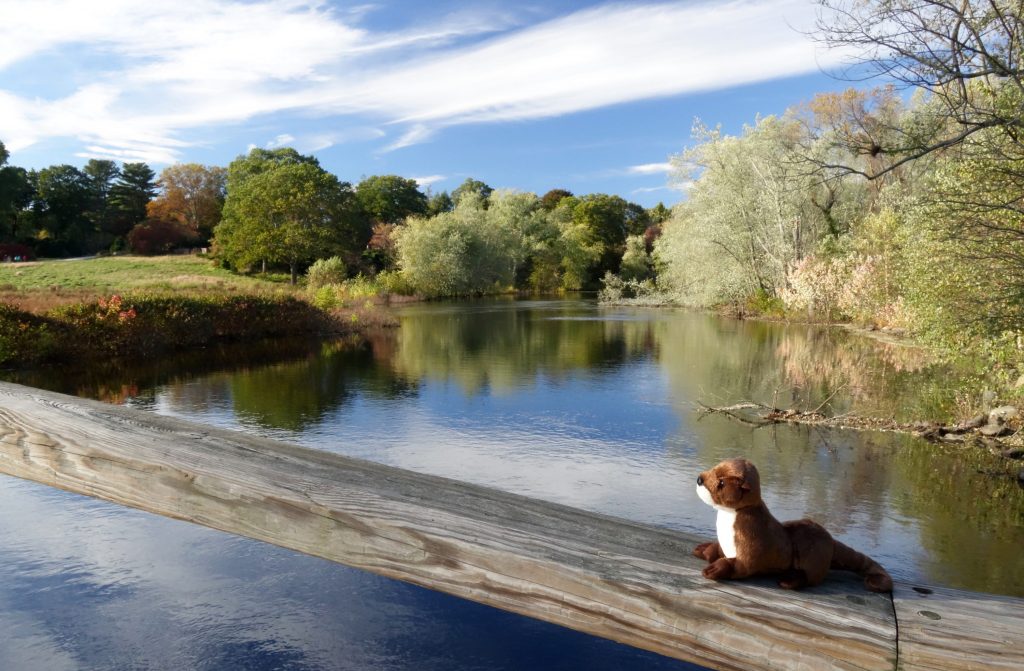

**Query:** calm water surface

left=2, top=299, right=1022, bottom=670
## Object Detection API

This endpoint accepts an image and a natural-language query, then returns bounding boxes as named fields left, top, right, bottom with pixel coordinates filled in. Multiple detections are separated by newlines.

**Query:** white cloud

left=300, top=127, right=386, bottom=151
left=411, top=174, right=446, bottom=188
left=266, top=134, right=296, bottom=149
left=381, top=124, right=436, bottom=152
left=626, top=162, right=674, bottom=176
left=631, top=181, right=691, bottom=195
left=0, top=0, right=836, bottom=160
left=330, top=0, right=835, bottom=129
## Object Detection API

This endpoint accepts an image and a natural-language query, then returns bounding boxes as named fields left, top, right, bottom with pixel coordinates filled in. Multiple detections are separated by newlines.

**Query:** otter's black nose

left=697, top=475, right=704, bottom=486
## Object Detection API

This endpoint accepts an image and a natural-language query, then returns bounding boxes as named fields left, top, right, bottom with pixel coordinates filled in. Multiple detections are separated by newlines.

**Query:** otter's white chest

left=716, top=509, right=738, bottom=558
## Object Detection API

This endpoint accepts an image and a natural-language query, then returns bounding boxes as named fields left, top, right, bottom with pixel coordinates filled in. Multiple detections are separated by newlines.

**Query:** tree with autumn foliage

left=146, top=163, right=227, bottom=245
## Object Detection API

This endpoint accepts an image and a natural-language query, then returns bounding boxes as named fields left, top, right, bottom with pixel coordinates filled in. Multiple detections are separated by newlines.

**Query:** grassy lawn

left=0, top=255, right=296, bottom=309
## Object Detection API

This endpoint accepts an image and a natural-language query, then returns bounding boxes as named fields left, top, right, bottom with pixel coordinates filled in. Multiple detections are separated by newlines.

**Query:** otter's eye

left=717, top=479, right=724, bottom=489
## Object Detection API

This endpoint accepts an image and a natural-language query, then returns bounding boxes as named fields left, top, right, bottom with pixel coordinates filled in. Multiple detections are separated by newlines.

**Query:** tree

left=83, top=160, right=120, bottom=203
left=571, top=193, right=630, bottom=281
left=656, top=117, right=848, bottom=305
left=523, top=197, right=602, bottom=291
left=33, top=164, right=93, bottom=255
left=82, top=159, right=120, bottom=240
left=815, top=1, right=1024, bottom=340
left=540, top=189, right=573, bottom=211
left=647, top=202, right=672, bottom=224
left=226, top=147, right=319, bottom=188
left=394, top=191, right=537, bottom=297
left=0, top=165, right=32, bottom=242
left=623, top=201, right=651, bottom=237
left=147, top=163, right=227, bottom=244
left=426, top=190, right=454, bottom=216
left=619, top=234, right=653, bottom=282
left=452, top=177, right=493, bottom=205
left=0, top=142, right=34, bottom=242
left=816, top=0, right=1024, bottom=179
left=215, top=150, right=367, bottom=284
left=355, top=175, right=427, bottom=225
left=109, top=162, right=157, bottom=236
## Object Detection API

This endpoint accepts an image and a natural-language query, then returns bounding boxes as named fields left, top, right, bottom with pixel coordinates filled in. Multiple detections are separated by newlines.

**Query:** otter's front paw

left=702, top=558, right=734, bottom=581
left=693, top=542, right=722, bottom=562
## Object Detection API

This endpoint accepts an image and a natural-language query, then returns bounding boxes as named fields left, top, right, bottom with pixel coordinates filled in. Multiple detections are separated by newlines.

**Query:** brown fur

left=693, top=458, right=893, bottom=592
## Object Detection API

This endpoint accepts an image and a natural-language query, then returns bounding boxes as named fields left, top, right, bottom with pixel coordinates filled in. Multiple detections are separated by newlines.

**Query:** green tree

left=226, top=148, right=318, bottom=186
left=656, top=117, right=854, bottom=306
left=426, top=190, right=454, bottom=216
left=648, top=202, right=671, bottom=224
left=619, top=234, right=653, bottom=282
left=33, top=164, right=93, bottom=255
left=215, top=150, right=366, bottom=284
left=394, top=191, right=529, bottom=297
left=571, top=193, right=629, bottom=282
left=624, top=201, right=651, bottom=236
left=525, top=198, right=602, bottom=291
left=355, top=175, right=427, bottom=225
left=0, top=142, right=34, bottom=242
left=82, top=159, right=120, bottom=242
left=452, top=177, right=493, bottom=206
left=109, top=162, right=157, bottom=236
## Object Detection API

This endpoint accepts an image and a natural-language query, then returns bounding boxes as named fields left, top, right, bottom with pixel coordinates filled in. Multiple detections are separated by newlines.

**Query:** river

left=1, top=298, right=1021, bottom=670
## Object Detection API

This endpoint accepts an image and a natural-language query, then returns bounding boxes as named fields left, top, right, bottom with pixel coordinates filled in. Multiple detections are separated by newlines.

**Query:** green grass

left=0, top=256, right=298, bottom=312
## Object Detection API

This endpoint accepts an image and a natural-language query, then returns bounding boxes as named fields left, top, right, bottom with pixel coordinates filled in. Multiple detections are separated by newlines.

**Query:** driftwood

left=697, top=399, right=1024, bottom=456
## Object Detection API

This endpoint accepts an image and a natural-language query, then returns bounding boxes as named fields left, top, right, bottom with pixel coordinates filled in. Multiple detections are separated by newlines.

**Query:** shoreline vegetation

left=0, top=255, right=395, bottom=369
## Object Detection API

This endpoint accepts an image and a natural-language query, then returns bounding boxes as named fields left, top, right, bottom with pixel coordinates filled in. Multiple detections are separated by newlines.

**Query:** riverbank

left=0, top=256, right=395, bottom=368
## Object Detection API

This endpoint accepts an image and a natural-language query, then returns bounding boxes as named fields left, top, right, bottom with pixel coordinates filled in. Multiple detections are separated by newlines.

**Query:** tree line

left=0, top=142, right=669, bottom=291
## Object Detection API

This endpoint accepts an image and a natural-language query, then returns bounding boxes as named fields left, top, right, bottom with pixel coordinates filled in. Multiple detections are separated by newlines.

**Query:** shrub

left=0, top=304, right=57, bottom=366
left=598, top=271, right=658, bottom=303
left=306, top=256, right=347, bottom=291
left=127, top=219, right=193, bottom=255
left=376, top=269, right=415, bottom=296
left=311, top=285, right=339, bottom=310
left=779, top=256, right=852, bottom=322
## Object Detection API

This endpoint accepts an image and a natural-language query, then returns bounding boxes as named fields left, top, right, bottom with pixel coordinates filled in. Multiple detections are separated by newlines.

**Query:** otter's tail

left=831, top=540, right=893, bottom=593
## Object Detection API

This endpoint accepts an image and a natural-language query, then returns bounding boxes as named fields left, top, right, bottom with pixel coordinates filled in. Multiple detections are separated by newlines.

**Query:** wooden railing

left=0, top=381, right=1020, bottom=670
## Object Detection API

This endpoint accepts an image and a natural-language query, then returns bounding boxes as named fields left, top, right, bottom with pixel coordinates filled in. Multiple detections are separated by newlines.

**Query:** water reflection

left=0, top=476, right=692, bottom=671
left=1, top=298, right=1022, bottom=668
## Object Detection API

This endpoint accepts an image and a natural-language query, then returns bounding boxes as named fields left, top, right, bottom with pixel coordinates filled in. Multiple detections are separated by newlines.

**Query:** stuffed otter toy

left=693, top=458, right=893, bottom=592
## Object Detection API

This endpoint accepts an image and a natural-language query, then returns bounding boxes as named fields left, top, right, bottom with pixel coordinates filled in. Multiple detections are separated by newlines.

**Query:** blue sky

left=0, top=0, right=858, bottom=206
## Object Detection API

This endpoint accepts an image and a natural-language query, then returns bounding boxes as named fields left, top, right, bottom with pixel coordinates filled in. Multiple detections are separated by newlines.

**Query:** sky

left=0, top=0, right=861, bottom=207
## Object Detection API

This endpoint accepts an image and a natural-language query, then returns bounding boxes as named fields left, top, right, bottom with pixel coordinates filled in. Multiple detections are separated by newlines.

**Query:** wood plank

left=0, top=380, right=900, bottom=670
left=893, top=583, right=1024, bottom=670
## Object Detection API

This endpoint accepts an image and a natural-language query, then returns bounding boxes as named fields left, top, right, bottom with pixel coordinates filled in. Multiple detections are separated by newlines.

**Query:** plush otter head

left=696, top=458, right=762, bottom=510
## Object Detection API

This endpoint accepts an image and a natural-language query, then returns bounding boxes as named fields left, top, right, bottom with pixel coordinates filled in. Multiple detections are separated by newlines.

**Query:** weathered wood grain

left=893, top=583, right=1024, bottom=671
left=4, top=378, right=1006, bottom=671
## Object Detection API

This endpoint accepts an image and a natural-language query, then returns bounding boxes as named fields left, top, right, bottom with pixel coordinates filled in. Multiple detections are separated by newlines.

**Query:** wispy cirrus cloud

left=0, top=0, right=834, bottom=164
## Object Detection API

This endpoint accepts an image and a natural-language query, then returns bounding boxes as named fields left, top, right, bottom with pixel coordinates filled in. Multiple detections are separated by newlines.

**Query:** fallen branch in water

left=696, top=400, right=1024, bottom=460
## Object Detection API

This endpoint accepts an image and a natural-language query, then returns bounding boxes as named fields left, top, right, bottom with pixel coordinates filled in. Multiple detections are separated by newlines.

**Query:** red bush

left=127, top=219, right=193, bottom=255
